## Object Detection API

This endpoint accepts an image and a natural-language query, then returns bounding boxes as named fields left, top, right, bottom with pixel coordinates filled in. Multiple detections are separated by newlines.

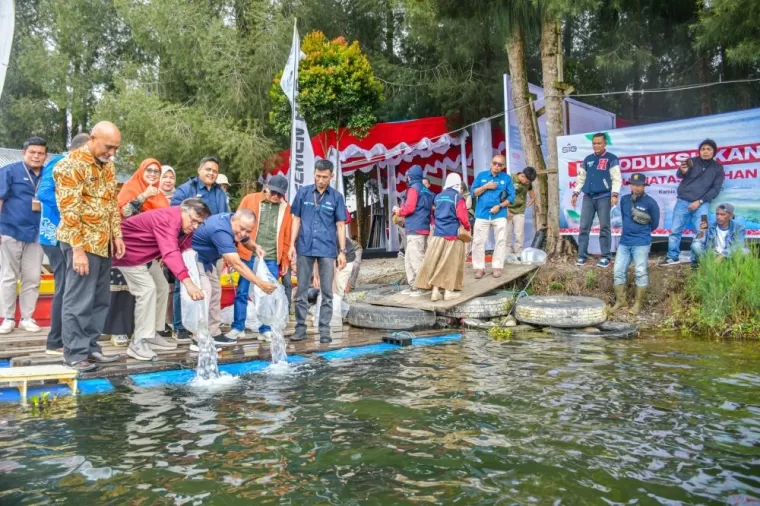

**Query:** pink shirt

left=112, top=206, right=193, bottom=281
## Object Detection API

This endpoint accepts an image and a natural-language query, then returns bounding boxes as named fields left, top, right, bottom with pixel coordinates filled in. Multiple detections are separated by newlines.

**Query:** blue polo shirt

left=291, top=184, right=347, bottom=258
left=471, top=170, right=516, bottom=220
left=192, top=213, right=248, bottom=271
left=0, top=161, right=43, bottom=243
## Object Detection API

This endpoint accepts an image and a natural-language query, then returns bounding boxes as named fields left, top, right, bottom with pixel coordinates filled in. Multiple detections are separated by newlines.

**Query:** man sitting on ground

left=114, top=198, right=210, bottom=361
left=690, top=203, right=747, bottom=269
left=191, top=209, right=277, bottom=348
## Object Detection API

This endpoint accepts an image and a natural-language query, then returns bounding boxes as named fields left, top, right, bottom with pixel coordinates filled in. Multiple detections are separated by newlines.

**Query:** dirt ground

left=355, top=255, right=691, bottom=329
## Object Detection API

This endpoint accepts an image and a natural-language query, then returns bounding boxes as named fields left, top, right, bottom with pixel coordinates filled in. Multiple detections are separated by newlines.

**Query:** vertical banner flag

left=0, top=0, right=15, bottom=100
left=557, top=108, right=760, bottom=238
left=281, top=21, right=315, bottom=202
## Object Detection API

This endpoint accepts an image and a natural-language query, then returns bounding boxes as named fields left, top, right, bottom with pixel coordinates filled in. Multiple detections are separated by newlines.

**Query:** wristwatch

left=340, top=248, right=347, bottom=253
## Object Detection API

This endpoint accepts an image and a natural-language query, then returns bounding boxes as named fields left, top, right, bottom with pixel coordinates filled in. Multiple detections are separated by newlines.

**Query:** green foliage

left=269, top=31, right=384, bottom=148
left=670, top=248, right=760, bottom=339
left=694, top=0, right=760, bottom=64
left=488, top=326, right=514, bottom=341
left=29, top=391, right=58, bottom=416
left=584, top=270, right=597, bottom=289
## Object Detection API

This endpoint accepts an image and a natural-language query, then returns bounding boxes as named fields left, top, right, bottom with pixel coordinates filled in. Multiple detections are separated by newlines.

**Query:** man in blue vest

left=610, top=173, right=660, bottom=315
left=171, top=155, right=230, bottom=342
left=289, top=159, right=348, bottom=344
left=393, top=166, right=434, bottom=294
left=572, top=133, right=622, bottom=268
left=471, top=155, right=516, bottom=279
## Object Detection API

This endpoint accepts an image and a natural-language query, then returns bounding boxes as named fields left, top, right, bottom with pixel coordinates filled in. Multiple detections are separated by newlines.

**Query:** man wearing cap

left=690, top=203, right=747, bottom=269
left=661, top=139, right=724, bottom=266
left=610, top=173, right=660, bottom=315
left=216, top=174, right=231, bottom=209
left=228, top=175, right=293, bottom=341
left=572, top=133, right=623, bottom=268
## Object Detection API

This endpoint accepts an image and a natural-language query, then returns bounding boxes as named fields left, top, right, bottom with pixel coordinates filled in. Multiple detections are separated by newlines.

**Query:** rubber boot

left=629, top=286, right=646, bottom=315
left=610, top=284, right=627, bottom=313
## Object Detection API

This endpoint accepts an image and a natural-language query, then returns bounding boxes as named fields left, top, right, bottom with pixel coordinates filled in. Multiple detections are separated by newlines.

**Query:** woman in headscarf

left=118, top=158, right=169, bottom=217
left=107, top=158, right=169, bottom=347
left=159, top=165, right=176, bottom=202
left=414, top=173, right=471, bottom=302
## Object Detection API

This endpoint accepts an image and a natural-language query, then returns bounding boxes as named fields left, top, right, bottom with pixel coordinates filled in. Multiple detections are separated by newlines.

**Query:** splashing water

left=254, top=258, right=290, bottom=366
left=194, top=330, right=220, bottom=381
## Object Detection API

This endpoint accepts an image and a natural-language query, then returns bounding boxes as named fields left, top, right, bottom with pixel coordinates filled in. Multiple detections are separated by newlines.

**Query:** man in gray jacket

left=661, top=139, right=724, bottom=266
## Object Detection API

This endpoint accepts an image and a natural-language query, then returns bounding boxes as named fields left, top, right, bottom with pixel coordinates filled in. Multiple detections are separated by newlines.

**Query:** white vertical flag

left=281, top=20, right=315, bottom=202
left=0, top=0, right=15, bottom=101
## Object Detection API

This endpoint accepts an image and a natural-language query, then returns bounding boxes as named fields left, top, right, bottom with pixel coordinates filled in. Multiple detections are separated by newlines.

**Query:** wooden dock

left=369, top=264, right=536, bottom=311
left=0, top=321, right=450, bottom=382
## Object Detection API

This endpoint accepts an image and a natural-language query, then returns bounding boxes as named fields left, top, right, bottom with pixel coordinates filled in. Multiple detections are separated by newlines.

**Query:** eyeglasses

left=270, top=191, right=284, bottom=198
left=491, top=161, right=505, bottom=167
left=145, top=168, right=161, bottom=175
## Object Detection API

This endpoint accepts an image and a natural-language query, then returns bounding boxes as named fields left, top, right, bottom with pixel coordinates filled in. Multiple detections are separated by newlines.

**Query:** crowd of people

left=0, top=121, right=356, bottom=372
left=0, top=121, right=751, bottom=372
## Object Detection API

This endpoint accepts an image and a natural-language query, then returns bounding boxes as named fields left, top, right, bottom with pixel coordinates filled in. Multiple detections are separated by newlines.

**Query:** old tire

left=440, top=292, right=517, bottom=319
left=347, top=303, right=437, bottom=331
left=515, top=296, right=607, bottom=328
left=346, top=285, right=404, bottom=304
left=547, top=321, right=639, bottom=339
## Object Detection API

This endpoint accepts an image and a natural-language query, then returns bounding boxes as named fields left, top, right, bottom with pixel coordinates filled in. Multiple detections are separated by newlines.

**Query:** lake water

left=1, top=332, right=758, bottom=505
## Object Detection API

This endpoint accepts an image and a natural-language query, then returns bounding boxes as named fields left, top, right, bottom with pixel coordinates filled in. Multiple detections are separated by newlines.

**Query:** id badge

left=32, top=198, right=41, bottom=212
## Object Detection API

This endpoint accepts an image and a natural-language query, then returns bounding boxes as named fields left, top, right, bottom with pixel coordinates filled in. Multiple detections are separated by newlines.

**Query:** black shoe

left=319, top=335, right=332, bottom=344
left=89, top=351, right=121, bottom=363
left=157, top=326, right=173, bottom=338
left=212, top=334, right=237, bottom=347
left=67, top=360, right=98, bottom=373
left=174, top=330, right=193, bottom=343
left=290, top=332, right=307, bottom=342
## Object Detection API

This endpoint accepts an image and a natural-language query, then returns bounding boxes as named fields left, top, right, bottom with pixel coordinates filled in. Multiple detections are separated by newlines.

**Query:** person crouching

left=414, top=173, right=471, bottom=301
left=113, top=198, right=210, bottom=361
left=610, top=173, right=660, bottom=315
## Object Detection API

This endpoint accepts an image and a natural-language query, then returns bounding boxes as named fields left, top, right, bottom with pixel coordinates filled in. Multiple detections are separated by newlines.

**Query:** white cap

left=216, top=174, right=230, bottom=186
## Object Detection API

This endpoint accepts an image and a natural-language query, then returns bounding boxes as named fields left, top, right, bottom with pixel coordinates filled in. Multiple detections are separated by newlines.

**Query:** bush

left=679, top=246, right=760, bottom=338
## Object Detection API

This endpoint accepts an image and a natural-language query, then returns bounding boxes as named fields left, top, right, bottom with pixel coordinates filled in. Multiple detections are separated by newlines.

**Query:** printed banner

left=0, top=0, right=14, bottom=100
left=281, top=22, right=315, bottom=203
left=557, top=108, right=760, bottom=237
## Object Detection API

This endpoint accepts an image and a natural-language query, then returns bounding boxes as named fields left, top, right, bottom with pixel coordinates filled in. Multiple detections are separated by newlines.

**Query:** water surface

left=0, top=332, right=758, bottom=505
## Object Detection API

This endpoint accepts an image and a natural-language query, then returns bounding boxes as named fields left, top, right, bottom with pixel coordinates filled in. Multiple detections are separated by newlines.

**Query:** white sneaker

left=258, top=331, right=272, bottom=342
left=127, top=340, right=157, bottom=361
left=19, top=318, right=41, bottom=332
left=0, top=319, right=14, bottom=334
left=111, top=335, right=129, bottom=347
left=227, top=328, right=246, bottom=340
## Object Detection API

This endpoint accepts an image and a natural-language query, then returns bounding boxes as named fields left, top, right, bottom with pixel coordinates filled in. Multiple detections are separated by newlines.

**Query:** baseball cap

left=716, top=203, right=734, bottom=214
left=267, top=175, right=289, bottom=196
left=629, top=173, right=649, bottom=186
left=216, top=174, right=230, bottom=186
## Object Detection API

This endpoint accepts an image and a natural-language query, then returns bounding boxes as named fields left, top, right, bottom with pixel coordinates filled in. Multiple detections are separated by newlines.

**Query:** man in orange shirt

left=228, top=175, right=292, bottom=341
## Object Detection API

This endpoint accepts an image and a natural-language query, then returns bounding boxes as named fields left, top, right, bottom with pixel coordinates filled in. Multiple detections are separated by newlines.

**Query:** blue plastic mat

left=315, top=343, right=400, bottom=360
left=411, top=334, right=463, bottom=347
left=79, top=378, right=115, bottom=395
left=130, top=368, right=196, bottom=388
left=0, top=359, right=10, bottom=368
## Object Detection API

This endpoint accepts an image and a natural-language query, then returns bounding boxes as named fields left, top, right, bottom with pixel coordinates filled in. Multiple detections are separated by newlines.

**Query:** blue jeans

left=667, top=198, right=710, bottom=262
left=613, top=244, right=651, bottom=287
left=233, top=258, right=279, bottom=334
left=578, top=195, right=611, bottom=260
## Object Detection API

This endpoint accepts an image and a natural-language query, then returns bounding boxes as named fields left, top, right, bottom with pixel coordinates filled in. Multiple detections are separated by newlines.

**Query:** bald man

left=53, top=121, right=126, bottom=372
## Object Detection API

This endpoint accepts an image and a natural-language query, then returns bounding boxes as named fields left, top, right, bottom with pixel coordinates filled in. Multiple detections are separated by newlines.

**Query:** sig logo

left=562, top=144, right=577, bottom=153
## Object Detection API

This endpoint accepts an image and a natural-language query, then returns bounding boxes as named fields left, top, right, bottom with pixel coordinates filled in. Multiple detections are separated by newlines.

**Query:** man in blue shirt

left=171, top=155, right=230, bottom=341
left=572, top=133, right=622, bottom=268
left=36, top=132, right=90, bottom=354
left=190, top=209, right=276, bottom=348
left=289, top=159, right=348, bottom=343
left=610, top=173, right=660, bottom=315
left=0, top=137, right=49, bottom=335
left=471, top=155, right=516, bottom=279
left=690, top=203, right=747, bottom=268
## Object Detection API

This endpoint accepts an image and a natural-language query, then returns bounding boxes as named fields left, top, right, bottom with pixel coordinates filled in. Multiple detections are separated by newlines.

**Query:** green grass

left=676, top=246, right=760, bottom=338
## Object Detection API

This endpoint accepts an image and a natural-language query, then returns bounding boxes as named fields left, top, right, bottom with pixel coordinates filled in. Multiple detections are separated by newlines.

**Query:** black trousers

left=41, top=244, right=65, bottom=350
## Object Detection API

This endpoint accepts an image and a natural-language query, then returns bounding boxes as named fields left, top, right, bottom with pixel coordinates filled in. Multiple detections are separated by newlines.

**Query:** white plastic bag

left=253, top=258, right=288, bottom=331
left=521, top=247, right=547, bottom=265
left=180, top=249, right=208, bottom=335
left=220, top=301, right=262, bottom=331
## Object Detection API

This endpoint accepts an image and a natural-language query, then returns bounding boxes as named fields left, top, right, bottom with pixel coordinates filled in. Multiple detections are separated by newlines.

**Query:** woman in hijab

left=118, top=158, right=169, bottom=217
left=159, top=165, right=176, bottom=201
left=107, top=158, right=170, bottom=347
left=414, top=173, right=471, bottom=302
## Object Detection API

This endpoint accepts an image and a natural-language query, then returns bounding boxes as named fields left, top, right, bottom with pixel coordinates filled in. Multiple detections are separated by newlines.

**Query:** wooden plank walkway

left=369, top=264, right=536, bottom=311
left=0, top=323, right=452, bottom=382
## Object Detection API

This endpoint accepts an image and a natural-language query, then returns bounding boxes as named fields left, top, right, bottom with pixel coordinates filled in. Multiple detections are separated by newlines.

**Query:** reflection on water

left=0, top=332, right=759, bottom=504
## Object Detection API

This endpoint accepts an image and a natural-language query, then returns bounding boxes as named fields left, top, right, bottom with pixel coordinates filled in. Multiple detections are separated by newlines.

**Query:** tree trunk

left=539, top=17, right=565, bottom=255
left=505, top=25, right=547, bottom=231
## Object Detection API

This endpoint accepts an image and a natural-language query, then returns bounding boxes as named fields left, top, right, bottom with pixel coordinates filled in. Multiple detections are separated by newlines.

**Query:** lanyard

left=312, top=188, right=327, bottom=209
left=22, top=163, right=41, bottom=195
